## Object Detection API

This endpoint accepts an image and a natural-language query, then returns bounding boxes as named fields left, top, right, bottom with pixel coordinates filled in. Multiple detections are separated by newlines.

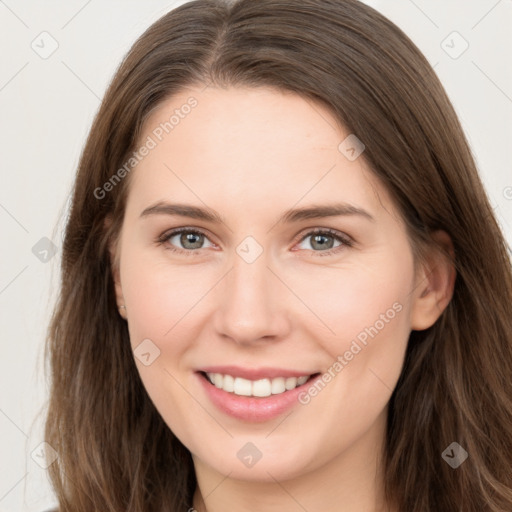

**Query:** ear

left=104, top=215, right=127, bottom=320
left=410, top=230, right=456, bottom=331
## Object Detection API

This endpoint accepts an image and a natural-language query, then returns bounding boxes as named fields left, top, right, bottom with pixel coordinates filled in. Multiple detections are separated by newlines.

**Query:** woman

left=43, top=0, right=512, bottom=510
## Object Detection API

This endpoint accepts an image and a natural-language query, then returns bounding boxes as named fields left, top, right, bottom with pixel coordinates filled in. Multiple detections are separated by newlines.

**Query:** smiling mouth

left=200, top=371, right=320, bottom=398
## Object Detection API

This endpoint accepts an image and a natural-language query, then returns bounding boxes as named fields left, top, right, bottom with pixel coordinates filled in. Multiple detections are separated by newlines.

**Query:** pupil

left=182, top=232, right=202, bottom=249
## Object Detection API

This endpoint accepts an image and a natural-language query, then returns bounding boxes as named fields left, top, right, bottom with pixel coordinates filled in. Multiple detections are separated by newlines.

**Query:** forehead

left=142, top=85, right=342, bottom=157
left=125, top=85, right=393, bottom=222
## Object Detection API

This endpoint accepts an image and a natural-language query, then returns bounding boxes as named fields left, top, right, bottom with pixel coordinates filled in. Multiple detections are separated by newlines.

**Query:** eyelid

left=291, top=226, right=353, bottom=246
left=158, top=226, right=211, bottom=243
left=158, top=226, right=216, bottom=252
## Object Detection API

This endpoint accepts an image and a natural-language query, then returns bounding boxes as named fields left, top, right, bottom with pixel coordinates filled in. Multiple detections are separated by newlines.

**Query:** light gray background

left=1, top=1, right=511, bottom=511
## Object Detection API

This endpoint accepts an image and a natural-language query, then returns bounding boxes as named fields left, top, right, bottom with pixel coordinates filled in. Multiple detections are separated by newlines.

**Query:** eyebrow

left=139, top=201, right=375, bottom=224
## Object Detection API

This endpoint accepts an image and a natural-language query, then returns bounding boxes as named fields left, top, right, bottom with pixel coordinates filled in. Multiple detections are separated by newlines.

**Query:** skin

left=110, top=85, right=455, bottom=512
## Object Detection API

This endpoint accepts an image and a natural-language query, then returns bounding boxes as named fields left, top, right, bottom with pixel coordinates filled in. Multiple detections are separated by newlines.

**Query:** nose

left=213, top=248, right=291, bottom=346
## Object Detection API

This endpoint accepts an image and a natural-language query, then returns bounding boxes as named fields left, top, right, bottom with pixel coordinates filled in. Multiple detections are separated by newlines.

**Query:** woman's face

left=112, top=85, right=430, bottom=482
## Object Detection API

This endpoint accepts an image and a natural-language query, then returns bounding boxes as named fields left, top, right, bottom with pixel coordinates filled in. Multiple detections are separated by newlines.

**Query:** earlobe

left=410, top=230, right=456, bottom=331
left=111, top=248, right=128, bottom=321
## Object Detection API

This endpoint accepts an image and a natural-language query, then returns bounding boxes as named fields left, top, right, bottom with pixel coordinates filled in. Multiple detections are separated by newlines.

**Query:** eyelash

left=157, top=227, right=353, bottom=257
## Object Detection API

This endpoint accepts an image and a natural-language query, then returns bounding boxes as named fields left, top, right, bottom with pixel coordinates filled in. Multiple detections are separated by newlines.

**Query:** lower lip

left=196, top=372, right=319, bottom=422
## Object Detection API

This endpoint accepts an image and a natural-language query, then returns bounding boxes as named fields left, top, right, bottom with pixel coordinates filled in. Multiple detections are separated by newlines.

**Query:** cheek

left=295, top=248, right=414, bottom=408
left=290, top=265, right=413, bottom=469
left=118, top=250, right=210, bottom=440
left=291, top=253, right=413, bottom=356
left=120, top=248, right=213, bottom=348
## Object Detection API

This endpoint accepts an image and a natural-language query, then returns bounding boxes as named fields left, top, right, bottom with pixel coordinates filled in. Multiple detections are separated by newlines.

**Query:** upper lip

left=197, top=365, right=318, bottom=380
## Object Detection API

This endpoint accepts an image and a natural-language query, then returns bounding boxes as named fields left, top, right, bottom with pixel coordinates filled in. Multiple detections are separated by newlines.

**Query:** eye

left=294, top=228, right=353, bottom=256
left=157, top=227, right=353, bottom=257
left=158, top=228, right=215, bottom=255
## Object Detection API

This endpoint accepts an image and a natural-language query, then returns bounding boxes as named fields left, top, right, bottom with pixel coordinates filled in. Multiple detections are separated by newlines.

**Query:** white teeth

left=205, top=372, right=311, bottom=397
left=285, top=377, right=297, bottom=390
left=213, top=373, right=223, bottom=389
left=234, top=377, right=252, bottom=396
left=252, top=379, right=272, bottom=397
left=223, top=374, right=235, bottom=392
left=271, top=377, right=286, bottom=394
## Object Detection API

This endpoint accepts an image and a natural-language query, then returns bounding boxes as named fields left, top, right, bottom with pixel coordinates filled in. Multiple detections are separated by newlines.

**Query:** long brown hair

left=44, top=0, right=512, bottom=510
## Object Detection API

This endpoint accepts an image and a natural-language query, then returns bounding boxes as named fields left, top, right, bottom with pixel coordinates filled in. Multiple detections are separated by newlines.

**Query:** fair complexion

left=110, top=85, right=455, bottom=512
